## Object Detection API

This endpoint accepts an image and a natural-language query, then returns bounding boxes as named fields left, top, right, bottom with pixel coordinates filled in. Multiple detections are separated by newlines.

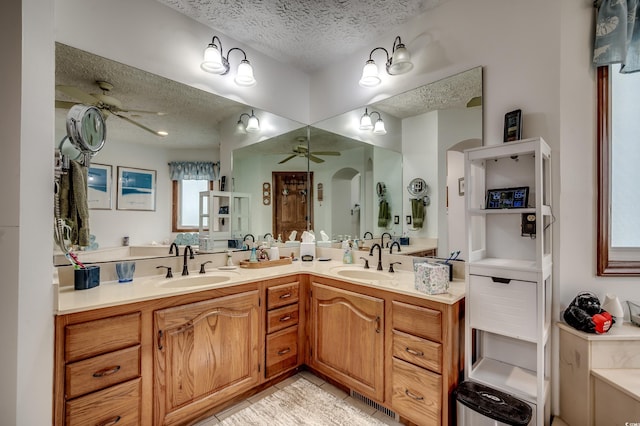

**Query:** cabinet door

left=309, top=281, right=384, bottom=401
left=154, top=290, right=259, bottom=426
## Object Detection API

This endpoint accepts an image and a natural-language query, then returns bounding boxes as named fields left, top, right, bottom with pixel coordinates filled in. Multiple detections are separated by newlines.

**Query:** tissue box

left=300, top=242, right=316, bottom=260
left=414, top=262, right=450, bottom=295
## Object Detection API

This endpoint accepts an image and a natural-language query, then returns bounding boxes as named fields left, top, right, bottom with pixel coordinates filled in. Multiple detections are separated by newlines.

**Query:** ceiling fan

left=278, top=139, right=341, bottom=164
left=55, top=80, right=168, bottom=137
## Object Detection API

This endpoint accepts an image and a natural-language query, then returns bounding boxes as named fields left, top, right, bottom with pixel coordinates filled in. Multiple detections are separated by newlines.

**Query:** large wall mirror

left=54, top=42, right=482, bottom=264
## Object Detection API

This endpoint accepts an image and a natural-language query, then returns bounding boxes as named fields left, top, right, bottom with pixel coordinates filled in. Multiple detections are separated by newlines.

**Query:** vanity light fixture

left=359, top=36, right=413, bottom=87
left=201, top=35, right=257, bottom=87
left=359, top=108, right=387, bottom=135
left=237, top=110, right=260, bottom=133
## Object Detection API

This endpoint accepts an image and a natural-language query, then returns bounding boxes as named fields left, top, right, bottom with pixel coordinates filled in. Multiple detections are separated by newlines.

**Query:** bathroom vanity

left=53, top=258, right=464, bottom=426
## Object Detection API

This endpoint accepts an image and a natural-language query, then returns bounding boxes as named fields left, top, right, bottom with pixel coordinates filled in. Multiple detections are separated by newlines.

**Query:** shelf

left=469, top=357, right=549, bottom=404
left=469, top=257, right=539, bottom=271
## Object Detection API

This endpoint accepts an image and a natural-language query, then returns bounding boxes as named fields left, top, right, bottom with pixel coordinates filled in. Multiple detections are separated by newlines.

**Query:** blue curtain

left=168, top=161, right=219, bottom=181
left=594, top=0, right=640, bottom=73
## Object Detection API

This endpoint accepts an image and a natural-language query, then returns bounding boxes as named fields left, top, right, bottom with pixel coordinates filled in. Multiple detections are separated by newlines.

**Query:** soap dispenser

left=249, top=243, right=258, bottom=262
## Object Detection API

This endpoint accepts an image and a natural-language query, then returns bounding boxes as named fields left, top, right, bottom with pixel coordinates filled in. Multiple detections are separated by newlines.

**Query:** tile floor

left=193, top=370, right=402, bottom=425
left=194, top=370, right=569, bottom=425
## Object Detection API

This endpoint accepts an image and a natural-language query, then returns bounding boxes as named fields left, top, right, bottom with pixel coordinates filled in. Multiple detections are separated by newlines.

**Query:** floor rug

left=219, top=378, right=388, bottom=426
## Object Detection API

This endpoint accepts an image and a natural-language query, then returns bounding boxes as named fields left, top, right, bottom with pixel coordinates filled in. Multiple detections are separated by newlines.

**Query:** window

left=597, top=65, right=640, bottom=275
left=172, top=179, right=212, bottom=232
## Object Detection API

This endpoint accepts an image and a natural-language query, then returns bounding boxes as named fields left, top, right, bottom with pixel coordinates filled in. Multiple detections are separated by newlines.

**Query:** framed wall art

left=117, top=166, right=156, bottom=211
left=87, top=163, right=112, bottom=209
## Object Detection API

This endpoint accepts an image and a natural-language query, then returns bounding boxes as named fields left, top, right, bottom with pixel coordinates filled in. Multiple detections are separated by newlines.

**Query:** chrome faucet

left=389, top=241, right=401, bottom=254
left=182, top=245, right=194, bottom=276
left=363, top=231, right=373, bottom=240
left=369, top=243, right=383, bottom=271
left=381, top=232, right=392, bottom=248
left=169, top=242, right=179, bottom=256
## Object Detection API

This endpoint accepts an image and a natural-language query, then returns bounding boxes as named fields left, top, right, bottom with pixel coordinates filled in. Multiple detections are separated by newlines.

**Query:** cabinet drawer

left=391, top=358, right=442, bottom=426
left=392, top=301, right=441, bottom=342
left=267, top=303, right=299, bottom=334
left=265, top=326, right=298, bottom=378
left=65, top=345, right=140, bottom=399
left=65, top=377, right=141, bottom=426
left=392, top=330, right=441, bottom=374
left=469, top=274, right=537, bottom=341
left=65, top=312, right=141, bottom=362
left=267, top=282, right=299, bottom=310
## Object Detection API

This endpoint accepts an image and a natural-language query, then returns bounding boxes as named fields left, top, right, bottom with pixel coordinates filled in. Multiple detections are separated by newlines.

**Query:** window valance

left=594, top=0, right=640, bottom=73
left=168, top=161, right=220, bottom=181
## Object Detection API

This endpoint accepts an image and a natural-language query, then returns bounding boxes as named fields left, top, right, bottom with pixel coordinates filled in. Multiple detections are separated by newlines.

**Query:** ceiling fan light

left=201, top=44, right=227, bottom=74
left=359, top=60, right=381, bottom=87
left=245, top=114, right=260, bottom=133
left=373, top=118, right=387, bottom=135
left=359, top=112, right=373, bottom=130
left=157, top=130, right=168, bottom=137
left=235, top=60, right=257, bottom=87
left=388, top=44, right=413, bottom=75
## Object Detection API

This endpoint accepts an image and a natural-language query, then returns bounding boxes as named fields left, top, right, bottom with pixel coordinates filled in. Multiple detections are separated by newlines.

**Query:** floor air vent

left=350, top=390, right=398, bottom=420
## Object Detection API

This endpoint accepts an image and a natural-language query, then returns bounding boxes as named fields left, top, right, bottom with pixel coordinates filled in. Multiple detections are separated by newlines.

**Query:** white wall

left=1, top=0, right=55, bottom=424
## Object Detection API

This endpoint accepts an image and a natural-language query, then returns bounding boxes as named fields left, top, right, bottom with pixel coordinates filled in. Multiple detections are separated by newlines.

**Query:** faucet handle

left=388, top=261, right=402, bottom=273
left=359, top=257, right=370, bottom=269
left=156, top=265, right=173, bottom=278
left=199, top=260, right=212, bottom=274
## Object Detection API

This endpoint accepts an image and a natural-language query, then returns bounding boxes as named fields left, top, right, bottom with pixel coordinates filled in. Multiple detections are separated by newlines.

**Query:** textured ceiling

left=155, top=0, right=445, bottom=73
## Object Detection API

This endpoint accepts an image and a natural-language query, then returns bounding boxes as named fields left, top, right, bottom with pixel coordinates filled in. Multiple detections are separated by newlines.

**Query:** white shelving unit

left=198, top=191, right=251, bottom=251
left=464, top=137, right=552, bottom=425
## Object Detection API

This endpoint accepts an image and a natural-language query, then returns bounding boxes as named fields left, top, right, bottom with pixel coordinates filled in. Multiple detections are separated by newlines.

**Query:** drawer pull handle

left=405, top=347, right=424, bottom=357
left=92, top=365, right=121, bottom=378
left=491, top=277, right=511, bottom=284
left=277, top=347, right=291, bottom=356
left=405, top=389, right=424, bottom=401
left=157, top=330, right=164, bottom=350
left=279, top=315, right=292, bottom=322
left=96, top=415, right=121, bottom=426
left=279, top=292, right=292, bottom=299
left=375, top=316, right=381, bottom=333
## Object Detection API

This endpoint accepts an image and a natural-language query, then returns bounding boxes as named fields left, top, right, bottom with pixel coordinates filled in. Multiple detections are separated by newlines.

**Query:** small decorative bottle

left=249, top=243, right=258, bottom=262
left=226, top=250, right=234, bottom=267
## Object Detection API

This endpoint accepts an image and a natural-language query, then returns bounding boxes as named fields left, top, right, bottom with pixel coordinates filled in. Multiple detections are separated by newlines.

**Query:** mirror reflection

left=54, top=42, right=482, bottom=265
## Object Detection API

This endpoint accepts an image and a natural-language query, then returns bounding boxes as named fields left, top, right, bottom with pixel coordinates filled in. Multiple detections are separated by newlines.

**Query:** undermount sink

left=155, top=273, right=238, bottom=289
left=330, top=267, right=395, bottom=282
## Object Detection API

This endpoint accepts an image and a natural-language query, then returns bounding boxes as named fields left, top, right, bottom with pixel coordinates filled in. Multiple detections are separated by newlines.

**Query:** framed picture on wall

left=116, top=166, right=156, bottom=211
left=87, top=163, right=112, bottom=209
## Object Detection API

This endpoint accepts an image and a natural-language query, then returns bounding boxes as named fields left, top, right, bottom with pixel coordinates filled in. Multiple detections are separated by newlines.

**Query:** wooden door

left=154, top=290, right=259, bottom=426
left=309, top=281, right=384, bottom=401
left=273, top=172, right=313, bottom=241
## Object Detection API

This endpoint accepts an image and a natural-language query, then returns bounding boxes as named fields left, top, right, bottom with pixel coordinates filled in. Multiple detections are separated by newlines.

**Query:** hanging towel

left=411, top=198, right=425, bottom=229
left=378, top=199, right=390, bottom=228
left=60, top=160, right=90, bottom=247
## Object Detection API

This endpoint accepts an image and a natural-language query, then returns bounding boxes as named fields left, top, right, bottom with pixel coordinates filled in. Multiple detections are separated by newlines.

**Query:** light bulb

left=235, top=59, right=256, bottom=87
left=201, top=44, right=226, bottom=74
left=359, top=60, right=381, bottom=87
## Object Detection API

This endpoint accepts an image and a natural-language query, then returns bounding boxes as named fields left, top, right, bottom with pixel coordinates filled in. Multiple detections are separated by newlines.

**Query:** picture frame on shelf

left=117, top=166, right=156, bottom=211
left=87, top=163, right=112, bottom=210
left=503, top=109, right=522, bottom=142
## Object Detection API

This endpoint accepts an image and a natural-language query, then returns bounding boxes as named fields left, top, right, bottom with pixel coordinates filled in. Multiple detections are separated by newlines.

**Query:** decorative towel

left=411, top=198, right=425, bottom=229
left=378, top=199, right=390, bottom=228
left=60, top=160, right=90, bottom=247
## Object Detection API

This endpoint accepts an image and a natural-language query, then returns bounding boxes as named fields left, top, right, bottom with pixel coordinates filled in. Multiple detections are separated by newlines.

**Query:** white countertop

left=557, top=321, right=640, bottom=340
left=591, top=368, right=640, bottom=402
left=56, top=259, right=465, bottom=315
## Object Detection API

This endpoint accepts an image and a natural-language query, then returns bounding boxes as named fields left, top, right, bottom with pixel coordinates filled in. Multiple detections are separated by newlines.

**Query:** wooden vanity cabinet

left=55, top=312, right=142, bottom=426
left=264, top=277, right=303, bottom=379
left=153, top=289, right=260, bottom=426
left=309, top=279, right=385, bottom=401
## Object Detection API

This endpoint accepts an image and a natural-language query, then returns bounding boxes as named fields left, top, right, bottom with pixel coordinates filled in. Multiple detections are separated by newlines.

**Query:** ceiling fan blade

left=308, top=154, right=325, bottom=163
left=278, top=154, right=297, bottom=164
left=120, top=108, right=167, bottom=116
left=311, top=151, right=341, bottom=156
left=55, top=85, right=99, bottom=105
left=113, top=113, right=166, bottom=137
left=55, top=100, right=78, bottom=109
